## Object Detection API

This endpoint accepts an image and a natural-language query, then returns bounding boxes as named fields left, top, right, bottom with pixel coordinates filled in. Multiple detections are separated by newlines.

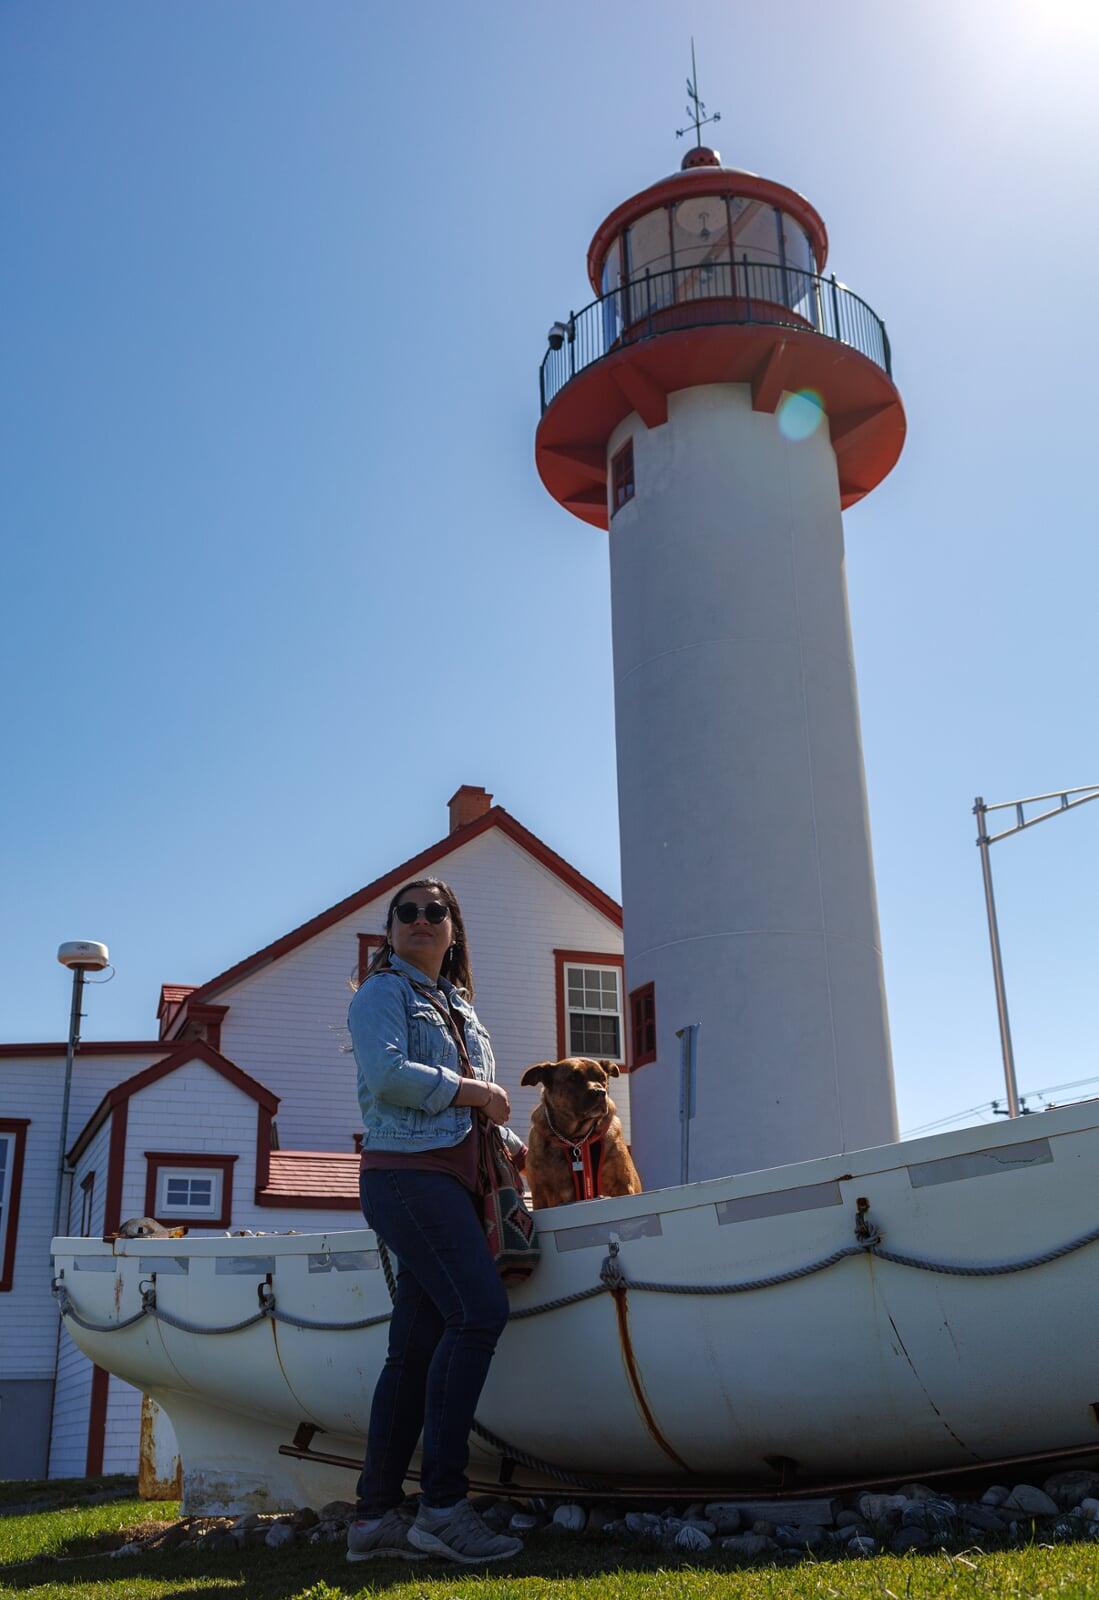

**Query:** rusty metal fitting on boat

left=854, top=1196, right=881, bottom=1244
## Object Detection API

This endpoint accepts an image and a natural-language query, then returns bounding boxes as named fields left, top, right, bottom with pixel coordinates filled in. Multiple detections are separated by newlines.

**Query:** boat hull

left=55, top=1101, right=1099, bottom=1511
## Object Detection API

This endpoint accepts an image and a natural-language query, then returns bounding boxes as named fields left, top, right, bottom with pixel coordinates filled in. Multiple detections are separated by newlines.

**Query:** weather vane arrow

left=676, top=37, right=721, bottom=146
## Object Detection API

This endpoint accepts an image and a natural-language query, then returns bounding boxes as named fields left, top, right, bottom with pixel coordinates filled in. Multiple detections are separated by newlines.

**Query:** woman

left=345, top=876, right=525, bottom=1565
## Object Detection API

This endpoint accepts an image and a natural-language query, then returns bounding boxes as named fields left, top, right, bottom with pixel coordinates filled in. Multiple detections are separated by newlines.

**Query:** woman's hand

left=454, top=1078, right=511, bottom=1125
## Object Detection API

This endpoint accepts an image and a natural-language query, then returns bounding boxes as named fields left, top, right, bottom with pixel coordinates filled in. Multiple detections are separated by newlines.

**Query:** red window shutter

left=629, top=982, right=656, bottom=1069
left=610, top=439, right=635, bottom=515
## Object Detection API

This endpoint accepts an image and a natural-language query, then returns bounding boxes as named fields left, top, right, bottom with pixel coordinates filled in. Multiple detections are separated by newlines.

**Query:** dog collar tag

left=570, top=1146, right=584, bottom=1171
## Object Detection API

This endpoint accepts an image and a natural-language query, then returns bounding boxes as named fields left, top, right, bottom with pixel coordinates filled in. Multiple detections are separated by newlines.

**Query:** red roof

left=258, top=1149, right=359, bottom=1210
left=166, top=804, right=621, bottom=1038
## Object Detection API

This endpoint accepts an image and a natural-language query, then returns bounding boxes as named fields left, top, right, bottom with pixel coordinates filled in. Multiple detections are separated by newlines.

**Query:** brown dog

left=519, top=1057, right=642, bottom=1209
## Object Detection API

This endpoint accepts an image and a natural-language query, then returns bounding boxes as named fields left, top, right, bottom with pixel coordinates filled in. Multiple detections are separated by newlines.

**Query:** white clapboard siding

left=215, top=826, right=626, bottom=1152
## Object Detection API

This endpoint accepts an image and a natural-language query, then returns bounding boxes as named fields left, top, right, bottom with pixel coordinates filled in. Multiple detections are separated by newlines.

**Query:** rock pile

left=110, top=1469, right=1099, bottom=1563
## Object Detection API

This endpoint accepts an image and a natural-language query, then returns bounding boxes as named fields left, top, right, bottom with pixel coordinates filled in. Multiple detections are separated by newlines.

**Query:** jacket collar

left=387, top=951, right=467, bottom=1009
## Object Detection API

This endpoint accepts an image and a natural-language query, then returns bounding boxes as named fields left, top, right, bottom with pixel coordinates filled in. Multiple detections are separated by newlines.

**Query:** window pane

left=729, top=199, right=780, bottom=266
left=672, top=194, right=732, bottom=302
left=625, top=208, right=674, bottom=312
left=569, top=1013, right=621, bottom=1056
left=189, top=1180, right=213, bottom=1204
left=600, top=238, right=621, bottom=295
left=165, top=1180, right=189, bottom=1203
left=627, top=208, right=672, bottom=278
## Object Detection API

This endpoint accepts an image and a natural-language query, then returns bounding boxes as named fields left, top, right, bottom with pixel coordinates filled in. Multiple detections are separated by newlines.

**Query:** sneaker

left=346, top=1506, right=427, bottom=1562
left=407, top=1497, right=524, bottom=1564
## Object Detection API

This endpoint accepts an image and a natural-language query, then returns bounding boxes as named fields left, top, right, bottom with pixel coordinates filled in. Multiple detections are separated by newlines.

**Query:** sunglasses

left=393, top=901, right=451, bottom=926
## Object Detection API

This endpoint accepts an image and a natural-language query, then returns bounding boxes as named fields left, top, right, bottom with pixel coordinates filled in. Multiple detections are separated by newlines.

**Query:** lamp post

left=53, top=941, right=110, bottom=1241
left=974, top=786, right=1099, bottom=1119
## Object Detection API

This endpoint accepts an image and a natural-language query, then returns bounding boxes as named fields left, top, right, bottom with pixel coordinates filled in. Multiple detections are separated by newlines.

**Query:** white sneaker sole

left=406, top=1523, right=523, bottom=1564
left=346, top=1544, right=427, bottom=1562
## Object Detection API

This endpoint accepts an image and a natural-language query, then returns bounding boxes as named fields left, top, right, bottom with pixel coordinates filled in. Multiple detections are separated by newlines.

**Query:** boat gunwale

left=52, top=1094, right=1099, bottom=1260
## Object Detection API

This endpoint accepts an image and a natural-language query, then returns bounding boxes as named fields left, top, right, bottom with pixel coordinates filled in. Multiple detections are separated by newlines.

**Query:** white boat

left=54, top=1099, right=1099, bottom=1515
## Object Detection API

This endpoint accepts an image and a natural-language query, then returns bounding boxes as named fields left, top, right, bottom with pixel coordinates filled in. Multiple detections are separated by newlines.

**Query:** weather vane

left=676, top=38, right=721, bottom=147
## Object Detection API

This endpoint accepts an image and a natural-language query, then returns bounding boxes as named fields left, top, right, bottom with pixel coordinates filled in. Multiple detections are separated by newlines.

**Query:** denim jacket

left=349, top=953, right=522, bottom=1158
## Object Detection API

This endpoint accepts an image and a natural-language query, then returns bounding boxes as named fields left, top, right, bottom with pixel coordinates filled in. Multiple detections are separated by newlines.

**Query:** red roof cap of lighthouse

left=586, top=156, right=829, bottom=295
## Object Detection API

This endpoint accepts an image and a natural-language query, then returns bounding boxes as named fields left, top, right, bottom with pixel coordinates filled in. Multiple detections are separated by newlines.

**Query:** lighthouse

left=535, top=113, right=906, bottom=1189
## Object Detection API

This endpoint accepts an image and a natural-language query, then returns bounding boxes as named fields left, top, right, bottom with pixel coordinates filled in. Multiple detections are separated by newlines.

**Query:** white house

left=0, top=785, right=632, bottom=1480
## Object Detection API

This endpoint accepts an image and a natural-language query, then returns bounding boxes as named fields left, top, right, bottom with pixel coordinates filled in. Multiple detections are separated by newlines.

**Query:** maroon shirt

left=360, top=1128, right=481, bottom=1192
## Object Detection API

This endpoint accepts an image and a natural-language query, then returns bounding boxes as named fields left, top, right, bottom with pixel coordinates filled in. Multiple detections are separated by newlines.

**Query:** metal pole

left=52, top=965, right=85, bottom=1241
left=676, top=1023, right=699, bottom=1184
left=974, top=796, right=1020, bottom=1119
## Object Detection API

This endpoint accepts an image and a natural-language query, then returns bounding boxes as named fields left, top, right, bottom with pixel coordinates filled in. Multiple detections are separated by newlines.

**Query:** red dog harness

left=542, top=1108, right=614, bottom=1202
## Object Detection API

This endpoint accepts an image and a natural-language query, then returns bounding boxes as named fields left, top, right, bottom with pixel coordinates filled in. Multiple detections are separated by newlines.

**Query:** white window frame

left=156, top=1166, right=223, bottom=1219
left=564, top=962, right=625, bottom=1063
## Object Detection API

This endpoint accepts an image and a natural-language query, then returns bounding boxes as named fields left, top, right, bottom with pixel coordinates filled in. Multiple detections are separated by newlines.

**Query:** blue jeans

left=357, top=1169, right=510, bottom=1514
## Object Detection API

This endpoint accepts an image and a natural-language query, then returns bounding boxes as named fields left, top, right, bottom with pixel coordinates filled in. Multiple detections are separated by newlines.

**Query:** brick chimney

left=448, top=785, right=493, bottom=833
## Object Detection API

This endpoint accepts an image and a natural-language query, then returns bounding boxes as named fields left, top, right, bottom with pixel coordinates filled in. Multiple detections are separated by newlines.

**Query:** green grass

left=5, top=1480, right=1099, bottom=1599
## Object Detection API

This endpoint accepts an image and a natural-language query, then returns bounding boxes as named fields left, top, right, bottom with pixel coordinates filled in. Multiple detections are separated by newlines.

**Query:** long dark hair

left=357, top=877, right=475, bottom=999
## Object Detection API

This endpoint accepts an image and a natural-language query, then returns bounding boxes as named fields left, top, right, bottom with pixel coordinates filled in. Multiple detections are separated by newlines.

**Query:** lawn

left=6, top=1479, right=1099, bottom=1599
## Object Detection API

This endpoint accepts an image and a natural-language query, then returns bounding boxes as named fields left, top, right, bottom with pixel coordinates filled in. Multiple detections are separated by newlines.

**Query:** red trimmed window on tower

left=629, top=982, right=657, bottom=1069
left=610, top=438, right=635, bottom=516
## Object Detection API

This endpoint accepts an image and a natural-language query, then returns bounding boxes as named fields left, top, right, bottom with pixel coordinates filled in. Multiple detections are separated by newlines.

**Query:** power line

left=901, top=1071, right=1099, bottom=1139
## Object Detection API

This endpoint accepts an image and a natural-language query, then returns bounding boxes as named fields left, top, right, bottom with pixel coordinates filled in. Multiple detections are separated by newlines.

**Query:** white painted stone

left=674, top=1524, right=711, bottom=1552
left=608, top=385, right=897, bottom=1186
left=1003, top=1485, right=1058, bottom=1516
left=552, top=1504, right=586, bottom=1531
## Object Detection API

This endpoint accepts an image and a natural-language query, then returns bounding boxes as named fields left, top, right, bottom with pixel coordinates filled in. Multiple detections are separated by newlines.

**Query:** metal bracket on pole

left=974, top=783, right=1099, bottom=1120
left=676, top=1023, right=700, bottom=1185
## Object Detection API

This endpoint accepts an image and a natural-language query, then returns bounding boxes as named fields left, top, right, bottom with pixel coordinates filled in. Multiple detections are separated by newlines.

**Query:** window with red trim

left=79, top=1171, right=96, bottom=1237
left=629, top=983, right=657, bottom=1069
left=144, top=1152, right=237, bottom=1229
left=0, top=1118, right=30, bottom=1291
left=357, top=932, right=384, bottom=985
left=610, top=439, right=635, bottom=516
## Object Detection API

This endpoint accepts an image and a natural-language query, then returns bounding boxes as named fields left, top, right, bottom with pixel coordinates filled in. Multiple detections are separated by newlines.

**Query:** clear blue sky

left=3, top=0, right=1097, bottom=1138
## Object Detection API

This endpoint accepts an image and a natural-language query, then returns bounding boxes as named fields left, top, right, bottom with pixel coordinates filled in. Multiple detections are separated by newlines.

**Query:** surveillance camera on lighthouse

left=534, top=133, right=905, bottom=1190
left=57, top=941, right=110, bottom=971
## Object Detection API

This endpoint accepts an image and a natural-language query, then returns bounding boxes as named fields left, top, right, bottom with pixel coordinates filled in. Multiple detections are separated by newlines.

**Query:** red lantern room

left=536, top=144, right=905, bottom=528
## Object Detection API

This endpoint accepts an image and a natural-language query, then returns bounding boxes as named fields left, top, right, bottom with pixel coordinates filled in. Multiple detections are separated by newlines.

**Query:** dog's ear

left=521, top=1062, right=556, bottom=1088
left=599, top=1058, right=621, bottom=1078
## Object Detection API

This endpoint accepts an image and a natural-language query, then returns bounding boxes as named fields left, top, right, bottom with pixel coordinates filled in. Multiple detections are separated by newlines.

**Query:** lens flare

left=777, top=388, right=825, bottom=442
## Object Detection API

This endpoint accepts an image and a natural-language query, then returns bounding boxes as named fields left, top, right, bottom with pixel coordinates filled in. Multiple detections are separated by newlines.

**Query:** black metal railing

left=539, top=259, right=891, bottom=414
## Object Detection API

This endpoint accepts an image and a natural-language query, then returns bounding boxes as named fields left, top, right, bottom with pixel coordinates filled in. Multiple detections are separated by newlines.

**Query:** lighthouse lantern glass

left=625, top=208, right=675, bottom=309
left=672, top=197, right=732, bottom=297
left=729, top=200, right=781, bottom=267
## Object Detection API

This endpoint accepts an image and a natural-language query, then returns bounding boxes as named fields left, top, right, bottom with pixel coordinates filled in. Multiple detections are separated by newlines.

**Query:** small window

left=79, top=1171, right=96, bottom=1237
left=565, top=964, right=622, bottom=1059
left=145, top=1152, right=236, bottom=1228
left=629, top=983, right=657, bottom=1069
left=610, top=439, right=635, bottom=516
left=158, top=1169, right=220, bottom=1216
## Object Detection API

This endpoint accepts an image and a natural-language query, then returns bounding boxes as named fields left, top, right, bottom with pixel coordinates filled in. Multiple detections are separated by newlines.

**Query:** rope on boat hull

left=54, top=1215, right=1099, bottom=1337
left=56, top=1215, right=1099, bottom=1494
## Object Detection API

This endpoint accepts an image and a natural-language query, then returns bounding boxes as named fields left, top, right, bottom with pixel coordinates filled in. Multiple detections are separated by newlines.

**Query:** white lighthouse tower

left=536, top=113, right=906, bottom=1189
